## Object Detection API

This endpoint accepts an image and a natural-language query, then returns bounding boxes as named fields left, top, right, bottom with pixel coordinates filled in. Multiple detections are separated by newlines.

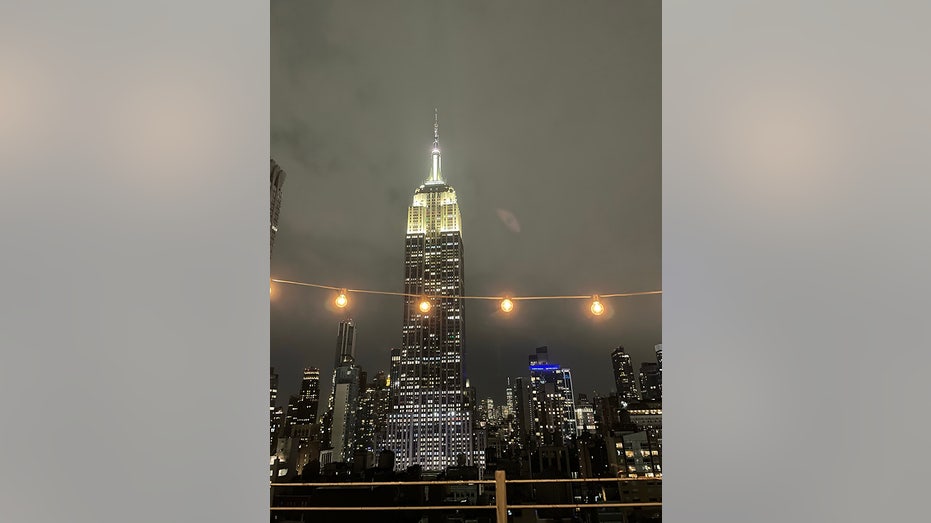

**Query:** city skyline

left=271, top=1, right=661, bottom=406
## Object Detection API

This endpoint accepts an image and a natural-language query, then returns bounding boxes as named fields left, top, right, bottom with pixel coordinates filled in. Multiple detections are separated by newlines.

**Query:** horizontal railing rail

left=272, top=479, right=495, bottom=487
left=271, top=472, right=662, bottom=522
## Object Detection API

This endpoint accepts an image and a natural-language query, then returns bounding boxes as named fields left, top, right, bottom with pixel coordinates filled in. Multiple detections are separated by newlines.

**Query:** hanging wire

left=271, top=278, right=661, bottom=301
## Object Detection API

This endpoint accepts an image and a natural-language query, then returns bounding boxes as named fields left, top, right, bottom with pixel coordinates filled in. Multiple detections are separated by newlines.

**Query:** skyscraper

left=654, top=343, right=663, bottom=397
left=323, top=319, right=361, bottom=463
left=355, top=371, right=390, bottom=453
left=270, top=367, right=279, bottom=413
left=611, top=346, right=641, bottom=405
left=389, top=348, right=401, bottom=386
left=505, top=378, right=516, bottom=417
left=328, top=362, right=361, bottom=463
left=639, top=362, right=662, bottom=402
left=270, top=158, right=286, bottom=257
left=276, top=368, right=322, bottom=475
left=335, top=319, right=356, bottom=366
left=387, top=113, right=473, bottom=471
left=512, top=376, right=530, bottom=446
left=292, top=367, right=321, bottom=426
left=270, top=367, right=280, bottom=449
left=575, top=393, right=597, bottom=435
left=528, top=347, right=577, bottom=445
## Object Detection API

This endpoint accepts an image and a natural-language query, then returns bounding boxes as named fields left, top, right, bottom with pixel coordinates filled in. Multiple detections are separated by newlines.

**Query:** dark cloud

left=271, top=0, right=661, bottom=405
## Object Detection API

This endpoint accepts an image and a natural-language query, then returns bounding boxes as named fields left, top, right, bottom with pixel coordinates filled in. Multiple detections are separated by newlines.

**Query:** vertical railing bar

left=495, top=470, right=507, bottom=523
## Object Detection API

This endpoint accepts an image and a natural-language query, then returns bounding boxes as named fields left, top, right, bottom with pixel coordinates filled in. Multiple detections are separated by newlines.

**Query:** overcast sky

left=271, top=0, right=660, bottom=407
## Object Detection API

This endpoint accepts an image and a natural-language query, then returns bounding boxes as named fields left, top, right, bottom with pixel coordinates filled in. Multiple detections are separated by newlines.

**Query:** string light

left=418, top=297, right=432, bottom=313
left=270, top=279, right=661, bottom=316
left=335, top=289, right=349, bottom=308
left=590, top=295, right=605, bottom=316
left=500, top=298, right=514, bottom=313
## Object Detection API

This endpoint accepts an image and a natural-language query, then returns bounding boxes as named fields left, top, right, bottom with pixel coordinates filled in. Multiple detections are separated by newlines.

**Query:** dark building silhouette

left=270, top=158, right=286, bottom=257
left=512, top=376, right=530, bottom=446
left=639, top=362, right=661, bottom=402
left=335, top=319, right=356, bottom=366
left=322, top=320, right=362, bottom=465
left=270, top=367, right=282, bottom=450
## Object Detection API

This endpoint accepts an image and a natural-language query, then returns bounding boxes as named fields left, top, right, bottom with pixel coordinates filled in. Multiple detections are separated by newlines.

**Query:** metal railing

left=271, top=471, right=661, bottom=522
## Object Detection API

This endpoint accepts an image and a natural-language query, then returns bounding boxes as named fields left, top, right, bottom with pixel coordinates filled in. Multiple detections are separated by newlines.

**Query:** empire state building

left=386, top=113, right=473, bottom=471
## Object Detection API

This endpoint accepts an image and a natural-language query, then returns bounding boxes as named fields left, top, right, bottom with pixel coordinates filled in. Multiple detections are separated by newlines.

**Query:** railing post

left=495, top=470, right=507, bottom=523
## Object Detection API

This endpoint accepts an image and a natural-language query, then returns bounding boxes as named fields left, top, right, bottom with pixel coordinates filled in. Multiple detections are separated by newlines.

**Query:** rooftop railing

left=271, top=471, right=661, bottom=522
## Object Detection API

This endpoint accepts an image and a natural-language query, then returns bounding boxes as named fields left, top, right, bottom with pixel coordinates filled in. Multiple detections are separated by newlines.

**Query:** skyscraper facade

left=639, top=362, right=662, bottom=402
left=335, top=319, right=356, bottom=366
left=370, top=372, right=391, bottom=448
left=611, top=346, right=641, bottom=405
left=270, top=367, right=280, bottom=449
left=575, top=393, right=597, bottom=435
left=292, top=367, right=320, bottom=426
left=512, top=376, right=530, bottom=446
left=270, top=158, right=286, bottom=257
left=387, top=114, right=473, bottom=471
left=654, top=343, right=663, bottom=397
left=528, top=347, right=577, bottom=446
left=389, top=348, right=401, bottom=386
left=355, top=370, right=390, bottom=453
left=505, top=378, right=516, bottom=417
left=328, top=363, right=361, bottom=463
left=276, top=368, right=322, bottom=475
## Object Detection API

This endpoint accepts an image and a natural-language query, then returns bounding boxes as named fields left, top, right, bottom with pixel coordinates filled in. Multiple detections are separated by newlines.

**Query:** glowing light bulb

left=591, top=295, right=605, bottom=316
left=500, top=298, right=514, bottom=313
left=418, top=297, right=432, bottom=313
left=335, top=289, right=349, bottom=308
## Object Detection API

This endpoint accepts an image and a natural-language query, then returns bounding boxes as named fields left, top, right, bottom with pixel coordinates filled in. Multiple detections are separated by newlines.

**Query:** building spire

left=434, top=108, right=439, bottom=149
left=429, top=108, right=442, bottom=183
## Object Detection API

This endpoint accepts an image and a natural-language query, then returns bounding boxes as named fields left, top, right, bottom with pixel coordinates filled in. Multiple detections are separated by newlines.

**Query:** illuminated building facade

left=654, top=343, right=663, bottom=397
left=611, top=346, right=641, bottom=405
left=355, top=371, right=391, bottom=453
left=528, top=347, right=577, bottom=445
left=370, top=371, right=391, bottom=449
left=387, top=113, right=473, bottom=470
left=639, top=362, right=661, bottom=402
left=270, top=367, right=283, bottom=451
left=504, top=379, right=515, bottom=419
left=276, top=368, right=322, bottom=476
left=287, top=367, right=320, bottom=427
left=627, top=404, right=663, bottom=431
left=615, top=431, right=662, bottom=478
left=575, top=393, right=597, bottom=435
left=389, top=348, right=401, bottom=386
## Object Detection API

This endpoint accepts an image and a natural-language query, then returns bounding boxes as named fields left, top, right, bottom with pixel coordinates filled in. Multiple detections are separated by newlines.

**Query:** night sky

left=271, top=0, right=660, bottom=407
